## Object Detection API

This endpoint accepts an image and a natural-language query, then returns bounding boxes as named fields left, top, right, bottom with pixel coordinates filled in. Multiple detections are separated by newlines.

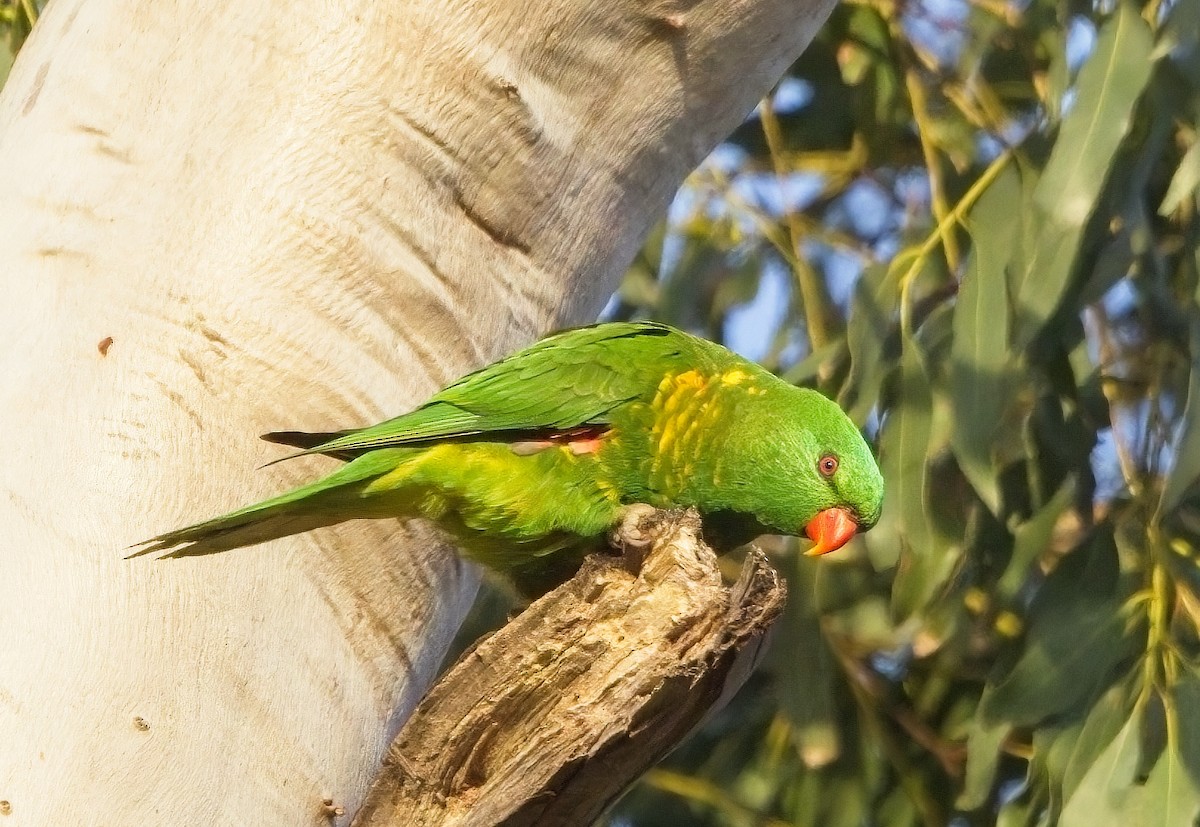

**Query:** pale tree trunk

left=0, top=0, right=835, bottom=824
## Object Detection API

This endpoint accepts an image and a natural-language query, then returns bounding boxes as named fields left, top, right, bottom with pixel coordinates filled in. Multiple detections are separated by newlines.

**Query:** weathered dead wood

left=352, top=509, right=787, bottom=827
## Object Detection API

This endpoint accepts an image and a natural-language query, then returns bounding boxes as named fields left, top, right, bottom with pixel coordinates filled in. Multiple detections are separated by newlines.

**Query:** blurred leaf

left=789, top=772, right=870, bottom=827
left=1036, top=719, right=1087, bottom=820
left=952, top=164, right=1022, bottom=514
left=1159, top=310, right=1200, bottom=518
left=996, top=795, right=1042, bottom=827
left=1159, top=138, right=1200, bottom=217
left=1076, top=203, right=1139, bottom=311
left=1, top=0, right=34, bottom=75
left=840, top=5, right=903, bottom=133
left=1171, top=665, right=1200, bottom=790
left=957, top=717, right=1010, bottom=811
left=1014, top=3, right=1155, bottom=345
left=1032, top=4, right=1153, bottom=218
left=874, top=784, right=919, bottom=827
left=926, top=111, right=978, bottom=172
left=1139, top=743, right=1200, bottom=827
left=1040, top=15, right=1070, bottom=123
left=996, top=478, right=1075, bottom=601
left=657, top=227, right=762, bottom=336
left=878, top=338, right=956, bottom=617
left=618, top=220, right=668, bottom=310
left=711, top=257, right=764, bottom=317
left=1156, top=0, right=1200, bottom=82
left=838, top=44, right=873, bottom=87
left=0, top=31, right=13, bottom=89
left=1161, top=535, right=1200, bottom=611
left=981, top=530, right=1126, bottom=727
left=841, top=262, right=900, bottom=424
left=843, top=3, right=888, bottom=62
left=772, top=552, right=839, bottom=768
left=783, top=339, right=844, bottom=387
left=1059, top=714, right=1140, bottom=827
left=640, top=219, right=668, bottom=274
left=1062, top=681, right=1135, bottom=803
left=1002, top=156, right=1045, bottom=308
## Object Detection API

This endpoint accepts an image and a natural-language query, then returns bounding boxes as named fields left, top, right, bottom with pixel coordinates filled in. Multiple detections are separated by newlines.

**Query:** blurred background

left=7, top=0, right=1198, bottom=823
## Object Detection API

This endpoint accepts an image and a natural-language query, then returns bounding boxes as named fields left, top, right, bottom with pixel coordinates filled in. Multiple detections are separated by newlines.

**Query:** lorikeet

left=134, top=322, right=883, bottom=595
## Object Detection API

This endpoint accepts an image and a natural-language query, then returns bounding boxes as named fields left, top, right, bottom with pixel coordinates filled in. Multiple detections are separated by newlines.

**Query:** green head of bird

left=715, top=385, right=883, bottom=555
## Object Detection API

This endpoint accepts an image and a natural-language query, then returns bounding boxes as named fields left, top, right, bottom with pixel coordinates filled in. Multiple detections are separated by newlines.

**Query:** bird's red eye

left=818, top=454, right=839, bottom=477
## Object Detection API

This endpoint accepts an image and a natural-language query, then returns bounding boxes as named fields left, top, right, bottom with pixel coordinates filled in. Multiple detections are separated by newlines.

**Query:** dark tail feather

left=259, top=429, right=362, bottom=466
left=127, top=512, right=344, bottom=559
left=260, top=429, right=352, bottom=450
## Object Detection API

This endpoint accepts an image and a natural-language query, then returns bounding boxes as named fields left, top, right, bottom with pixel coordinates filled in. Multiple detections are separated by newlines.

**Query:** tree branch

left=352, top=510, right=787, bottom=827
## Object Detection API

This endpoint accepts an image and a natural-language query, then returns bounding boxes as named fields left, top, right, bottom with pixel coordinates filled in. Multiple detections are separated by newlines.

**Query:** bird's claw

left=609, top=503, right=661, bottom=552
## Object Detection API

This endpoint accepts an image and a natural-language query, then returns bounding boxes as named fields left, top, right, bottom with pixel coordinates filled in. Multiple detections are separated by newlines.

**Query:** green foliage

left=0, top=0, right=38, bottom=88
left=608, top=0, right=1200, bottom=824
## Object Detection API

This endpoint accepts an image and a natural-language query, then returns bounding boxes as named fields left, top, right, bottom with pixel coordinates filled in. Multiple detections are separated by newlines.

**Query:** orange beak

left=804, top=508, right=859, bottom=556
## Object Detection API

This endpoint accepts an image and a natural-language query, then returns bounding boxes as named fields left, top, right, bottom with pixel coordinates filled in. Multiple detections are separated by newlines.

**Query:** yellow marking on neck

left=651, top=370, right=713, bottom=484
left=674, top=369, right=707, bottom=390
left=653, top=370, right=709, bottom=410
left=700, top=395, right=727, bottom=428
left=720, top=368, right=749, bottom=385
left=658, top=416, right=681, bottom=456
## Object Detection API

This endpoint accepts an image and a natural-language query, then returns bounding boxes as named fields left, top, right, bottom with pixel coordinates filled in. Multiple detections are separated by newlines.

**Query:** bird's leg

left=607, top=505, right=700, bottom=581
left=608, top=503, right=662, bottom=553
left=607, top=503, right=663, bottom=578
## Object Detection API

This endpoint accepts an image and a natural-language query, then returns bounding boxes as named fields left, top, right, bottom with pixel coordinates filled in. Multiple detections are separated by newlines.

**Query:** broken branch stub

left=352, top=508, right=787, bottom=826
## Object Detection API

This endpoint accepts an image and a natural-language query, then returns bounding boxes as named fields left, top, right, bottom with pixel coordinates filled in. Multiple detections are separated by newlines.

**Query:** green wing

left=272, top=322, right=715, bottom=459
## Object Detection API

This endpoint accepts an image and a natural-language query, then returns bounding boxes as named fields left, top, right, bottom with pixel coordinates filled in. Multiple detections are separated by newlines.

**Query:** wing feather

left=273, top=322, right=718, bottom=460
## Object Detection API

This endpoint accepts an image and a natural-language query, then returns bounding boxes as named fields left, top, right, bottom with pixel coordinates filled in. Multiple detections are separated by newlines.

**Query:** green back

left=295, top=322, right=733, bottom=456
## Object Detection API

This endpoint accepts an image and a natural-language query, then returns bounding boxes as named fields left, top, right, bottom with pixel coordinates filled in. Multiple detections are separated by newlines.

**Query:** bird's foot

left=609, top=503, right=662, bottom=553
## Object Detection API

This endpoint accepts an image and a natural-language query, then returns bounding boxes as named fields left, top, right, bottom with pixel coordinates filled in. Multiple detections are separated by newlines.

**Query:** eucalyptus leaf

left=1139, top=745, right=1200, bottom=827
left=841, top=263, right=900, bottom=424
left=1159, top=138, right=1200, bottom=217
left=783, top=339, right=844, bottom=387
left=1037, top=721, right=1086, bottom=819
left=1031, top=3, right=1153, bottom=222
left=1159, top=312, right=1200, bottom=518
left=1062, top=681, right=1135, bottom=803
left=996, top=478, right=1075, bottom=601
left=980, top=531, right=1126, bottom=727
left=880, top=338, right=956, bottom=618
left=772, top=551, right=839, bottom=769
left=1014, top=2, right=1155, bottom=346
left=821, top=777, right=869, bottom=827
left=1040, top=17, right=1069, bottom=123
left=1171, top=666, right=1200, bottom=791
left=996, top=796, right=1041, bottom=827
left=957, top=716, right=1010, bottom=811
left=952, top=164, right=1021, bottom=515
left=1060, top=714, right=1141, bottom=827
left=0, top=32, right=13, bottom=90
left=1156, top=0, right=1200, bottom=75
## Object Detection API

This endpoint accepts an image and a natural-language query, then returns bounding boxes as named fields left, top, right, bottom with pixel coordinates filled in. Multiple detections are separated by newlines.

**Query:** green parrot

left=133, top=322, right=883, bottom=595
